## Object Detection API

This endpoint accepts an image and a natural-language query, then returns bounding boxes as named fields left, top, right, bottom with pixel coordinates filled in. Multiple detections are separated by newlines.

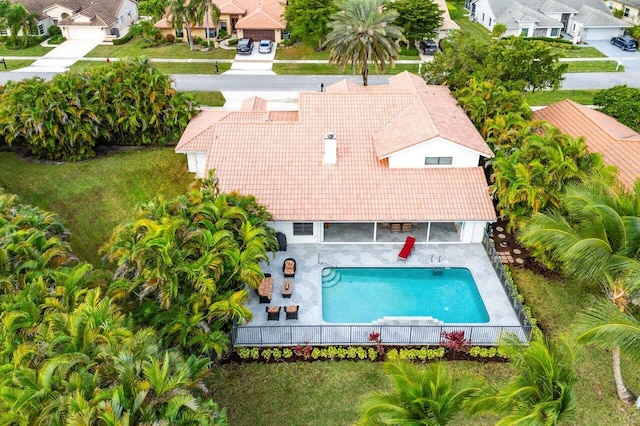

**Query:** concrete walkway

left=14, top=39, right=102, bottom=73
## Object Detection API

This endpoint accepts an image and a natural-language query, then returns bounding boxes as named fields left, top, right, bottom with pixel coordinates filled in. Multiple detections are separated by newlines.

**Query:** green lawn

left=0, top=43, right=53, bottom=57
left=188, top=91, right=225, bottom=106
left=0, top=149, right=193, bottom=266
left=565, top=60, right=622, bottom=73
left=273, top=63, right=421, bottom=75
left=555, top=46, right=606, bottom=58
left=525, top=89, right=600, bottom=106
left=0, top=59, right=33, bottom=70
left=86, top=38, right=237, bottom=59
left=70, top=60, right=232, bottom=74
left=275, top=43, right=331, bottom=60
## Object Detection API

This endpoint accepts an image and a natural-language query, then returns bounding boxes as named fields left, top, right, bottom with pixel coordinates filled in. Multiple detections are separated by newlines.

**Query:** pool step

left=372, top=316, right=445, bottom=326
left=321, top=270, right=341, bottom=288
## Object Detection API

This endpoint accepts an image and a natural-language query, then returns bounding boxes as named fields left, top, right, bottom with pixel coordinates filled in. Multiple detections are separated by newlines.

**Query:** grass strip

left=525, top=89, right=600, bottom=106
left=86, top=38, right=236, bottom=59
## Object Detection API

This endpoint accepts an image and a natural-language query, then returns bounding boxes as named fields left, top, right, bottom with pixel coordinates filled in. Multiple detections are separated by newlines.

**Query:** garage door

left=584, top=28, right=620, bottom=41
left=243, top=30, right=275, bottom=41
left=64, top=26, right=105, bottom=41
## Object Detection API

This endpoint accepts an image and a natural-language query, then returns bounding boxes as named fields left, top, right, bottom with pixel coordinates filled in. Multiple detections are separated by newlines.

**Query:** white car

left=258, top=39, right=273, bottom=54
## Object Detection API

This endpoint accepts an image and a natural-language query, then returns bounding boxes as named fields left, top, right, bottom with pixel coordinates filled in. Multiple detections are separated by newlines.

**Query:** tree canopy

left=138, top=0, right=168, bottom=21
left=390, top=0, right=443, bottom=44
left=0, top=58, right=196, bottom=161
left=594, top=85, right=640, bottom=133
left=284, top=0, right=338, bottom=49
left=424, top=33, right=567, bottom=92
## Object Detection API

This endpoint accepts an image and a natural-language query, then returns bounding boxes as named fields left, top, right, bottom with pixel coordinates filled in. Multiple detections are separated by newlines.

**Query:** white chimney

left=323, top=132, right=337, bottom=164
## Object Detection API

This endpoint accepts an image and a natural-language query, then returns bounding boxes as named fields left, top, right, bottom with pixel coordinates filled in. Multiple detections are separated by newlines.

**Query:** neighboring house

left=466, top=0, right=631, bottom=42
left=175, top=72, right=496, bottom=246
left=535, top=100, right=640, bottom=189
left=5, top=0, right=138, bottom=40
left=155, top=0, right=285, bottom=42
left=606, top=0, right=640, bottom=25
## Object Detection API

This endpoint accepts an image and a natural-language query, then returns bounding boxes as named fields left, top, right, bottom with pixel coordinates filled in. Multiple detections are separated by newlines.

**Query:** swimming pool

left=322, top=267, right=490, bottom=323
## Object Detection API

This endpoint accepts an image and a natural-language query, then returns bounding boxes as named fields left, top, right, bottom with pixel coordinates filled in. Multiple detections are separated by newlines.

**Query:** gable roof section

left=575, top=5, right=632, bottom=27
left=176, top=73, right=496, bottom=222
left=433, top=0, right=460, bottom=31
left=214, top=0, right=245, bottom=14
left=537, top=0, right=577, bottom=14
left=485, top=0, right=513, bottom=17
left=17, top=0, right=126, bottom=25
left=235, top=4, right=284, bottom=30
left=497, top=3, right=563, bottom=28
left=534, top=100, right=640, bottom=189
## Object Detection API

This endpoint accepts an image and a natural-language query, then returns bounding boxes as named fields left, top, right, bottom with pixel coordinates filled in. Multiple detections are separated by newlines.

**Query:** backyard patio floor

left=243, top=243, right=521, bottom=334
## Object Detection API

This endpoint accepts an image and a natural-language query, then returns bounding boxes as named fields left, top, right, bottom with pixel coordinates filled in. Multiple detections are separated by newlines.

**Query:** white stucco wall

left=270, top=222, right=321, bottom=244
left=471, top=0, right=495, bottom=30
left=387, top=138, right=482, bottom=168
left=185, top=152, right=208, bottom=176
left=45, top=5, right=74, bottom=19
left=116, top=0, right=138, bottom=30
left=460, top=221, right=489, bottom=243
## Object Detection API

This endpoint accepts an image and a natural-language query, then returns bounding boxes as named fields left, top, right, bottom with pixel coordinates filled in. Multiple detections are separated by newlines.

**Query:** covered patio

left=322, top=222, right=461, bottom=243
left=235, top=240, right=531, bottom=346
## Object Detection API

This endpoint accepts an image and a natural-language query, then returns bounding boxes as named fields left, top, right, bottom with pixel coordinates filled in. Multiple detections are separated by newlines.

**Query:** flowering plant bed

left=226, top=344, right=509, bottom=364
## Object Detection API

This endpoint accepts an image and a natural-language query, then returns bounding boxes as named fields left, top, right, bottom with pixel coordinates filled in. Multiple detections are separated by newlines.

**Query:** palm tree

left=466, top=335, right=578, bottom=425
left=573, top=277, right=640, bottom=404
left=0, top=1, right=39, bottom=45
left=167, top=0, right=196, bottom=50
left=358, top=361, right=483, bottom=425
left=519, top=179, right=640, bottom=404
left=324, top=0, right=405, bottom=86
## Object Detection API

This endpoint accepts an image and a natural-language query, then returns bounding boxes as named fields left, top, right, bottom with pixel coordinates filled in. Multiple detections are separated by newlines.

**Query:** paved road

left=1, top=70, right=640, bottom=91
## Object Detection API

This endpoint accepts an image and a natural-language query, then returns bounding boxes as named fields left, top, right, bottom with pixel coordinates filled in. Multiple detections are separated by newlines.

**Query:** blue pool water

left=322, top=267, right=489, bottom=323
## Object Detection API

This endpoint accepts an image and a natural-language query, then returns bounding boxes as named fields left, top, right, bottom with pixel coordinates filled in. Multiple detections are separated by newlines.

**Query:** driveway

left=14, top=39, right=102, bottom=73
left=582, top=39, right=640, bottom=72
left=226, top=42, right=277, bottom=75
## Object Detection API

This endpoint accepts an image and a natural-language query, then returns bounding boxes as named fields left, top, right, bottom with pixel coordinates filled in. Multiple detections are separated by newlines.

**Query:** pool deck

left=244, top=243, right=521, bottom=330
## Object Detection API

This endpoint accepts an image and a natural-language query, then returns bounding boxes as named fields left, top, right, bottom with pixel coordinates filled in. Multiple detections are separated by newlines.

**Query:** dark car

left=236, top=38, right=254, bottom=54
left=419, top=38, right=437, bottom=55
left=610, top=36, right=638, bottom=51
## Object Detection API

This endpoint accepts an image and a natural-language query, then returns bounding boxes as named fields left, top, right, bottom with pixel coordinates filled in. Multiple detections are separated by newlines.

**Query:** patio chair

left=390, top=223, right=401, bottom=233
left=397, top=236, right=416, bottom=262
left=285, top=305, right=299, bottom=320
left=283, top=258, right=296, bottom=277
left=258, top=274, right=274, bottom=303
left=266, top=305, right=281, bottom=321
left=281, top=280, right=293, bottom=298
left=402, top=223, right=412, bottom=232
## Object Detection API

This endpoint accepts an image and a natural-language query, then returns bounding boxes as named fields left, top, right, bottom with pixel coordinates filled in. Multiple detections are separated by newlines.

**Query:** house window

left=120, top=15, right=125, bottom=23
left=425, top=157, right=453, bottom=165
left=38, top=23, right=45, bottom=35
left=521, top=27, right=529, bottom=36
left=208, top=28, right=216, bottom=38
left=482, top=12, right=485, bottom=22
left=608, top=2, right=613, bottom=9
left=175, top=28, right=184, bottom=38
left=52, top=19, right=58, bottom=26
left=624, top=7, right=630, bottom=17
left=220, top=21, right=227, bottom=31
left=293, top=223, right=314, bottom=236
left=489, top=17, right=492, bottom=26
left=572, top=23, right=576, bottom=31
left=550, top=28, right=559, bottom=37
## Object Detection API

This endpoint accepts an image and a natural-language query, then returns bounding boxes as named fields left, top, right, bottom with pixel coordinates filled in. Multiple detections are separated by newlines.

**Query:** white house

left=6, top=0, right=138, bottom=40
left=175, top=72, right=497, bottom=246
left=606, top=0, right=640, bottom=25
left=467, top=0, right=631, bottom=42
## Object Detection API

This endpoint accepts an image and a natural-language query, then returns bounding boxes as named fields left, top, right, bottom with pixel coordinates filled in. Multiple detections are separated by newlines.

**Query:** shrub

left=227, top=38, right=239, bottom=46
left=48, top=25, right=62, bottom=37
left=112, top=31, right=134, bottom=45
left=440, top=330, right=471, bottom=353
left=218, top=29, right=228, bottom=38
left=166, top=33, right=175, bottom=43
left=48, top=35, right=66, bottom=45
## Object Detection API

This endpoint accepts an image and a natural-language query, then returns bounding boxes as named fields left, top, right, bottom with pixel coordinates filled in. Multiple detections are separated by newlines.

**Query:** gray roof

left=575, top=5, right=633, bottom=28
left=559, top=0, right=611, bottom=14
left=485, top=0, right=513, bottom=18
left=497, top=2, right=563, bottom=29
left=11, top=0, right=125, bottom=24
left=619, top=0, right=640, bottom=7
left=537, top=0, right=577, bottom=14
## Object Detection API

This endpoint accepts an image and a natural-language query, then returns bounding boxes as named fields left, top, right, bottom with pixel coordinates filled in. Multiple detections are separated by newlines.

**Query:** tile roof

left=534, top=100, right=640, bottom=189
left=177, top=72, right=496, bottom=222
left=17, top=0, right=125, bottom=25
left=433, top=0, right=460, bottom=31
left=242, top=96, right=268, bottom=111
left=235, top=4, right=285, bottom=30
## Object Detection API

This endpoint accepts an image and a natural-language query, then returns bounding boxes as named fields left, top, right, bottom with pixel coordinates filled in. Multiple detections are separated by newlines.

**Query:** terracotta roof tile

left=178, top=73, right=496, bottom=222
left=241, top=96, right=268, bottom=111
left=534, top=100, right=640, bottom=189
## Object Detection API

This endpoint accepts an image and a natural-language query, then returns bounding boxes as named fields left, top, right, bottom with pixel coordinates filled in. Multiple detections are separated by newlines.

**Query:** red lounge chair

left=398, top=236, right=416, bottom=262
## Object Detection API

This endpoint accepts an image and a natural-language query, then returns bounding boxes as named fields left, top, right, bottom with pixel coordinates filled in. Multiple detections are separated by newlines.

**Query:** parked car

left=419, top=39, right=437, bottom=55
left=236, top=38, right=254, bottom=54
left=610, top=36, right=638, bottom=51
left=258, top=39, right=273, bottom=54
